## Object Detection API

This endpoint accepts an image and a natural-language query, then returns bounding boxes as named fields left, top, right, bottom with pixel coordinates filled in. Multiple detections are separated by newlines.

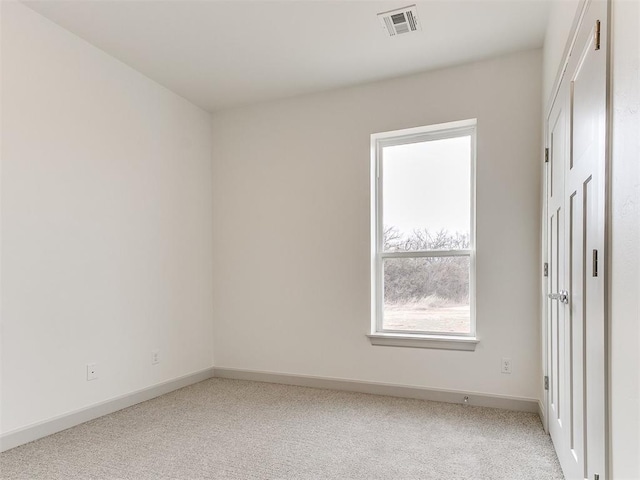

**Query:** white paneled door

left=545, top=1, right=608, bottom=479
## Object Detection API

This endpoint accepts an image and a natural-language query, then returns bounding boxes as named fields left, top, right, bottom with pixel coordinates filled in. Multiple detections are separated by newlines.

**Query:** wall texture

left=609, top=0, right=640, bottom=477
left=211, top=50, right=543, bottom=401
left=0, top=2, right=214, bottom=433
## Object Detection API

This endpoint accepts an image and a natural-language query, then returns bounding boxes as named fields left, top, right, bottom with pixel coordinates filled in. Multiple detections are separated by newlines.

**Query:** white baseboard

left=0, top=367, right=215, bottom=453
left=2, top=366, right=542, bottom=452
left=214, top=367, right=540, bottom=413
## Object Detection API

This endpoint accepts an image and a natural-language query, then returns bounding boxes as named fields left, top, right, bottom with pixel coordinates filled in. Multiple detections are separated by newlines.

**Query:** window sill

left=367, top=333, right=479, bottom=351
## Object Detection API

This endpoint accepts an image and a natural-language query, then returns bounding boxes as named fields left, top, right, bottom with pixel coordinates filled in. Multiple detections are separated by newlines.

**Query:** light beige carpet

left=0, top=378, right=563, bottom=479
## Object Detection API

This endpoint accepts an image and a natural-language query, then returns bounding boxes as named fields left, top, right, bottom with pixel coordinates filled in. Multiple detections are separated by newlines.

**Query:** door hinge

left=543, top=262, right=549, bottom=277
left=544, top=148, right=549, bottom=163
left=544, top=376, right=549, bottom=391
left=593, top=249, right=599, bottom=277
left=595, top=20, right=601, bottom=51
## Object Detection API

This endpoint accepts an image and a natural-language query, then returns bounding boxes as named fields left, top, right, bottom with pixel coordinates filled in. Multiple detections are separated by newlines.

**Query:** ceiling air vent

left=378, top=5, right=421, bottom=37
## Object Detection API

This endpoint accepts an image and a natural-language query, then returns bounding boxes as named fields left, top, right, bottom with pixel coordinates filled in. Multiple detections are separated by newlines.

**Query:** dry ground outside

left=384, top=301, right=470, bottom=333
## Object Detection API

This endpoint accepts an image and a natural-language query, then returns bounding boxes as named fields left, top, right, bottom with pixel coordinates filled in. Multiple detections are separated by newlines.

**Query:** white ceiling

left=23, top=0, right=551, bottom=112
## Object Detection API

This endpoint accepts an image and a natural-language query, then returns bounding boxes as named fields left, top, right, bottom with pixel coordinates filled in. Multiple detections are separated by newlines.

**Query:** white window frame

left=368, top=119, right=479, bottom=351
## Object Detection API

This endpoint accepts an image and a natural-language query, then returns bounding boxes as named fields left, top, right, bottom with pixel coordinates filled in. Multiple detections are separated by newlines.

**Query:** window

left=369, top=120, right=478, bottom=350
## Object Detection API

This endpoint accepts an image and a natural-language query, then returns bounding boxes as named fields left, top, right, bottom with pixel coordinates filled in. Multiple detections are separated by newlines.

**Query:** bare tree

left=383, top=227, right=469, bottom=252
left=383, top=226, right=402, bottom=251
left=383, top=227, right=470, bottom=305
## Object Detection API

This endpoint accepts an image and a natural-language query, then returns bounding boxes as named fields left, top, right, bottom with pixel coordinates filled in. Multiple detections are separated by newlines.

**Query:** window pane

left=382, top=136, right=471, bottom=252
left=383, top=256, right=470, bottom=334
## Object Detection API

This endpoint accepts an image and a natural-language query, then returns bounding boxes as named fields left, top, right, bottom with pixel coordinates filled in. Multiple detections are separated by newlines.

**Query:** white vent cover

left=378, top=5, right=421, bottom=37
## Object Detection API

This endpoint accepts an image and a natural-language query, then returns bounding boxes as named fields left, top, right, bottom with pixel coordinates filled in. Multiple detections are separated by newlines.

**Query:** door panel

left=548, top=84, right=582, bottom=479
left=568, top=188, right=585, bottom=470
left=569, top=5, right=607, bottom=479
left=584, top=176, right=605, bottom=478
left=545, top=1, right=607, bottom=479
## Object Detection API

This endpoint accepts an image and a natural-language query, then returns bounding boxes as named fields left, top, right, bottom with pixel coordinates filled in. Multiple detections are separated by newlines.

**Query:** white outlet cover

left=501, top=357, right=512, bottom=374
left=151, top=350, right=160, bottom=365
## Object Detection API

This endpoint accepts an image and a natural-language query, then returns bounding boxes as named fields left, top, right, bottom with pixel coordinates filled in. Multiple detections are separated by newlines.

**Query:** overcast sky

left=382, top=135, right=471, bottom=238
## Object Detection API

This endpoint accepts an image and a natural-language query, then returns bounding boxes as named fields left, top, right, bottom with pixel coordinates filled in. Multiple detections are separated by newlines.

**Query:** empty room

left=0, top=0, right=638, bottom=479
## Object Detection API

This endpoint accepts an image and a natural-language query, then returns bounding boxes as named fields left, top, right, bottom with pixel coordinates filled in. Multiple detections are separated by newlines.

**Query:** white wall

left=211, top=50, right=543, bottom=401
left=609, top=1, right=640, bottom=477
left=0, top=1, right=214, bottom=434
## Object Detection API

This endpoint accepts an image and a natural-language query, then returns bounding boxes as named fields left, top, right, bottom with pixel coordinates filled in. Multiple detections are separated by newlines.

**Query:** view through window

left=373, top=121, right=476, bottom=336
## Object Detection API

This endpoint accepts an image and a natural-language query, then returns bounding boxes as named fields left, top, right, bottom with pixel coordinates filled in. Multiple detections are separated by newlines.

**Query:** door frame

left=541, top=0, right=611, bottom=476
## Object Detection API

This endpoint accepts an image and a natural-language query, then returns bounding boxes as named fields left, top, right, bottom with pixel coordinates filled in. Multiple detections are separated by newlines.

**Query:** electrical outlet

left=151, top=350, right=160, bottom=365
left=86, top=363, right=98, bottom=381
left=501, top=357, right=512, bottom=374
